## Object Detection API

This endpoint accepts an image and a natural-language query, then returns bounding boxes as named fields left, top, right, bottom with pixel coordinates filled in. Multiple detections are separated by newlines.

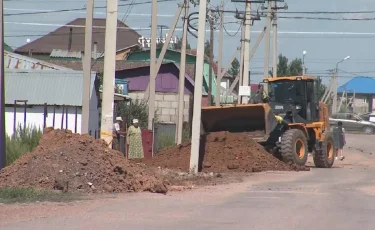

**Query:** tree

left=204, top=40, right=212, bottom=58
left=227, top=58, right=240, bottom=93
left=316, top=77, right=327, bottom=101
left=288, top=58, right=303, bottom=76
left=269, top=54, right=327, bottom=101
left=270, top=54, right=303, bottom=77
left=172, top=37, right=191, bottom=50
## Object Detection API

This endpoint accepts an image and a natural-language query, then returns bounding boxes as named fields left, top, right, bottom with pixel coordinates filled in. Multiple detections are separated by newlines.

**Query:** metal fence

left=153, top=123, right=176, bottom=153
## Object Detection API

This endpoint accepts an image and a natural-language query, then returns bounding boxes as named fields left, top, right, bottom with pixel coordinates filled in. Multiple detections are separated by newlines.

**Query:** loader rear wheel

left=313, top=133, right=335, bottom=168
left=280, top=129, right=308, bottom=166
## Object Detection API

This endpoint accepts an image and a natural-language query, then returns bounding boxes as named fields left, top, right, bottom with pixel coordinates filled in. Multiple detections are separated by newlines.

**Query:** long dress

left=127, top=125, right=144, bottom=159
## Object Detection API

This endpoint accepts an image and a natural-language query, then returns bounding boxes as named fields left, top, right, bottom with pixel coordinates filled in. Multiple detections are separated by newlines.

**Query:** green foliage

left=204, top=40, right=212, bottom=58
left=172, top=37, right=191, bottom=50
left=0, top=187, right=78, bottom=204
left=6, top=125, right=43, bottom=166
left=270, top=54, right=303, bottom=77
left=156, top=133, right=176, bottom=151
left=228, top=57, right=240, bottom=93
left=228, top=58, right=240, bottom=78
left=155, top=128, right=190, bottom=152
left=316, top=77, right=327, bottom=101
left=116, top=99, right=159, bottom=129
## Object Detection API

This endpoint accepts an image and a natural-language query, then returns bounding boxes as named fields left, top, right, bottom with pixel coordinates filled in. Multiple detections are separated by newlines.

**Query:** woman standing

left=126, top=119, right=144, bottom=159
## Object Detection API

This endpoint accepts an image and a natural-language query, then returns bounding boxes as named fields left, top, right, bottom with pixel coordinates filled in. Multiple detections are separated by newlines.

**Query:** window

left=336, top=113, right=347, bottom=119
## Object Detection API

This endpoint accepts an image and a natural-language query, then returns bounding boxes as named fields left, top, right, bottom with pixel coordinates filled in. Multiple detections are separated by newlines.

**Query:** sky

left=4, top=0, right=375, bottom=86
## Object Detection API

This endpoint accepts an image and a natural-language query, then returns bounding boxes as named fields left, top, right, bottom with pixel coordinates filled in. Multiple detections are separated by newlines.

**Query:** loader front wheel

left=313, top=133, right=335, bottom=168
left=280, top=129, right=308, bottom=166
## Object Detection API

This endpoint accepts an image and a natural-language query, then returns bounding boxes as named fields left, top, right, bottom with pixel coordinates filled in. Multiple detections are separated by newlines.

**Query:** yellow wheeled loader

left=201, top=76, right=335, bottom=168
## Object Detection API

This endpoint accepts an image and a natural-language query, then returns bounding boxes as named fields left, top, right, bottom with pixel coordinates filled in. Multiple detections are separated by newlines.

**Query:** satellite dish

left=26, top=38, right=31, bottom=43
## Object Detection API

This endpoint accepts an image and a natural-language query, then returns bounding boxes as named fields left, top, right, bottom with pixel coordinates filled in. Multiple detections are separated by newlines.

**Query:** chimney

left=93, top=42, right=98, bottom=60
left=68, top=28, right=73, bottom=51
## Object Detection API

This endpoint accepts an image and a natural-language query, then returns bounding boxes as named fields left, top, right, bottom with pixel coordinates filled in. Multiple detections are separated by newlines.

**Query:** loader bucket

left=201, top=104, right=278, bottom=142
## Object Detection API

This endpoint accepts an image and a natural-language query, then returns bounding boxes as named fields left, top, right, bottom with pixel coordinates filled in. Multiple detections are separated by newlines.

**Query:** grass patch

left=6, top=125, right=43, bottom=166
left=0, top=187, right=81, bottom=204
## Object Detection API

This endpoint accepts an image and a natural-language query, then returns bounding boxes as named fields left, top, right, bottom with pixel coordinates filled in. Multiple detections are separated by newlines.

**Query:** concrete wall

left=129, top=91, right=190, bottom=123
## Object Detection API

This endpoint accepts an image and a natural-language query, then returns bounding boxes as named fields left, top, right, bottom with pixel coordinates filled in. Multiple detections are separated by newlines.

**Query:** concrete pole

left=263, top=0, right=271, bottom=78
left=272, top=1, right=278, bottom=77
left=100, top=0, right=118, bottom=145
left=148, top=0, right=158, bottom=130
left=143, top=5, right=184, bottom=100
left=242, top=2, right=251, bottom=104
left=190, top=0, right=207, bottom=174
left=82, top=0, right=94, bottom=134
left=208, top=17, right=214, bottom=106
left=177, top=0, right=189, bottom=145
left=215, top=2, right=224, bottom=106
left=332, top=70, right=338, bottom=114
left=0, top=0, right=6, bottom=169
left=238, top=21, right=245, bottom=104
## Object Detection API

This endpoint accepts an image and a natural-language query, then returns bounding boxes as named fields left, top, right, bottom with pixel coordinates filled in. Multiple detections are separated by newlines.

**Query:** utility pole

left=82, top=0, right=94, bottom=134
left=302, top=50, right=306, bottom=75
left=332, top=56, right=350, bottom=114
left=272, top=1, right=277, bottom=77
left=242, top=2, right=251, bottom=104
left=208, top=14, right=214, bottom=106
left=271, top=0, right=287, bottom=77
left=177, top=0, right=189, bottom=145
left=238, top=21, right=245, bottom=104
left=100, top=0, right=118, bottom=145
left=149, top=0, right=158, bottom=130
left=263, top=0, right=272, bottom=78
left=0, top=0, right=6, bottom=169
left=190, top=0, right=207, bottom=174
left=215, top=1, right=224, bottom=106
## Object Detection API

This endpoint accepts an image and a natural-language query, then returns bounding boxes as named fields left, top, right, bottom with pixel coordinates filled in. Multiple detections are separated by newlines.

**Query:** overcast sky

left=4, top=0, right=375, bottom=86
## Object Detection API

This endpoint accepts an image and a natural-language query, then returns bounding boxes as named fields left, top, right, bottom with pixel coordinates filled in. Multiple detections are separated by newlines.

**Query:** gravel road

left=1, top=133, right=375, bottom=230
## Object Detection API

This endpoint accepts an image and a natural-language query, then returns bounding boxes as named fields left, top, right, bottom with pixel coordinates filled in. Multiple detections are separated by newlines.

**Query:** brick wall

left=129, top=91, right=190, bottom=123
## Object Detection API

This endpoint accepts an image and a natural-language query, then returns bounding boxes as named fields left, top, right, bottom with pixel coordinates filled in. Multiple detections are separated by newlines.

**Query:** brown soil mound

left=0, top=128, right=168, bottom=194
left=137, top=132, right=310, bottom=173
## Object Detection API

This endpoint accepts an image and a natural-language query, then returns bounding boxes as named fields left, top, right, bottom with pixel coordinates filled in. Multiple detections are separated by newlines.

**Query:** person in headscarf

left=126, top=119, right=144, bottom=159
left=112, top=117, right=126, bottom=151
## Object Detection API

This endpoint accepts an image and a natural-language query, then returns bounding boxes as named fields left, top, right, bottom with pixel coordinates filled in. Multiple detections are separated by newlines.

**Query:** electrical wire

left=223, top=23, right=241, bottom=37
left=4, top=0, right=178, bottom=16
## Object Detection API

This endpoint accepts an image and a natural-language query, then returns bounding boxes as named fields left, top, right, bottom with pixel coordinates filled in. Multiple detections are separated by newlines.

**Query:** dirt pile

left=137, top=131, right=310, bottom=173
left=0, top=128, right=168, bottom=194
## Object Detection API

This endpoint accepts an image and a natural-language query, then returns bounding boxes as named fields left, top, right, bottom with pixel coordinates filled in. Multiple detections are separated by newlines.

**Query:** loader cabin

left=263, top=76, right=321, bottom=124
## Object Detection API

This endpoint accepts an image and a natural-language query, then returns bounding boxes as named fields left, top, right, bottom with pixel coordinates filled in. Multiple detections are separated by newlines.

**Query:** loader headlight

left=296, top=105, right=301, bottom=110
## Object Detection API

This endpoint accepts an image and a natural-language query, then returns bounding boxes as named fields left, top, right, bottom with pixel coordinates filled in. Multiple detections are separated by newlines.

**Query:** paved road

left=1, top=133, right=375, bottom=230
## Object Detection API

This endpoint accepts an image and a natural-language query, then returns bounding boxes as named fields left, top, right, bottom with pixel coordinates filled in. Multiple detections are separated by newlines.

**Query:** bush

left=156, top=133, right=176, bottom=151
left=0, top=187, right=79, bottom=203
left=6, top=125, right=43, bottom=166
left=117, top=99, right=159, bottom=129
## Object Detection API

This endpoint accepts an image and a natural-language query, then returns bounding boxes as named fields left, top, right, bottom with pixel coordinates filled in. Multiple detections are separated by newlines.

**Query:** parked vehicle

left=359, top=112, right=375, bottom=122
left=329, top=113, right=375, bottom=134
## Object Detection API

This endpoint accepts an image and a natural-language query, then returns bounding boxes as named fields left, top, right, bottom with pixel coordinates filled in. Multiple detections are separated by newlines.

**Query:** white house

left=5, top=69, right=99, bottom=136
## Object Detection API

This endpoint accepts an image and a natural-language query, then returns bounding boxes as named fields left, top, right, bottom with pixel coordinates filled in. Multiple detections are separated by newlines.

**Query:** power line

left=4, top=0, right=177, bottom=16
